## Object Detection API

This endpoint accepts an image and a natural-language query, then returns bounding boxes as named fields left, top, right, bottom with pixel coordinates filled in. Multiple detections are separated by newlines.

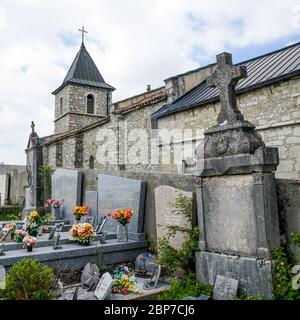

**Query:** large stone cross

left=207, top=52, right=247, bottom=125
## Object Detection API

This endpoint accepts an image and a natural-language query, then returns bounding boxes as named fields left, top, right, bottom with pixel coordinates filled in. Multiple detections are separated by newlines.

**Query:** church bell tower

left=52, top=27, right=115, bottom=134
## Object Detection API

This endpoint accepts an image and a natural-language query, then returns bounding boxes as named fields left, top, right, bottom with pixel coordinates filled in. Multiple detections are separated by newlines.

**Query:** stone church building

left=33, top=40, right=300, bottom=180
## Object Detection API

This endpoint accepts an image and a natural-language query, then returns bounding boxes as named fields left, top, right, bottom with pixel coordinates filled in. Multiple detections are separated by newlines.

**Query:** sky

left=0, top=0, right=300, bottom=165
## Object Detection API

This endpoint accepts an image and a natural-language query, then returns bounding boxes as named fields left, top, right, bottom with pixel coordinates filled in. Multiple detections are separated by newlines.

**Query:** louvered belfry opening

left=87, top=94, right=94, bottom=114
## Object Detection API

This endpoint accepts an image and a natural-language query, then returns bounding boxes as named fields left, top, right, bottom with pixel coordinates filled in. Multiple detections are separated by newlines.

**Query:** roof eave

left=52, top=80, right=115, bottom=95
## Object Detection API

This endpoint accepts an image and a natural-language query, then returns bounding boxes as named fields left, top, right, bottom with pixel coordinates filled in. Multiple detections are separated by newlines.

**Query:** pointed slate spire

left=52, top=43, right=114, bottom=94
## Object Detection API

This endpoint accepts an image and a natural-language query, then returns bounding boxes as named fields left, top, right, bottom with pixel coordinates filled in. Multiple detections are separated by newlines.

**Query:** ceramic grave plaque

left=94, top=272, right=114, bottom=300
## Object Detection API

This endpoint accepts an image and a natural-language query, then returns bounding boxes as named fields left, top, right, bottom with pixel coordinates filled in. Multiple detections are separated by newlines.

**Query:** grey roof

left=52, top=43, right=115, bottom=94
left=152, top=41, right=300, bottom=119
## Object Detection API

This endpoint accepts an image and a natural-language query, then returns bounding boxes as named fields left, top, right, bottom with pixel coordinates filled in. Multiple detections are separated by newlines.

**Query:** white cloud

left=0, top=0, right=300, bottom=164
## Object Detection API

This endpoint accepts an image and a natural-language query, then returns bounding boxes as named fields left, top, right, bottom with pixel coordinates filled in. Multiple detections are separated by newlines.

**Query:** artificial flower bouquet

left=107, top=208, right=134, bottom=226
left=112, top=265, right=139, bottom=295
left=72, top=206, right=89, bottom=221
left=14, top=230, right=27, bottom=243
left=24, top=211, right=41, bottom=236
left=45, top=198, right=63, bottom=209
left=69, top=223, right=94, bottom=245
left=23, top=235, right=37, bottom=249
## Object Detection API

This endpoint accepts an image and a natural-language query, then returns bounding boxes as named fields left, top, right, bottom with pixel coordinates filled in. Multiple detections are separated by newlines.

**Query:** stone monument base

left=196, top=251, right=273, bottom=299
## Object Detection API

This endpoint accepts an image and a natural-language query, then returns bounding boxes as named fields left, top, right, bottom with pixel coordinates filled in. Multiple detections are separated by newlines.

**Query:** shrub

left=272, top=246, right=300, bottom=300
left=291, top=233, right=300, bottom=249
left=0, top=206, right=21, bottom=221
left=0, top=259, right=57, bottom=300
left=158, top=190, right=199, bottom=274
left=158, top=274, right=212, bottom=300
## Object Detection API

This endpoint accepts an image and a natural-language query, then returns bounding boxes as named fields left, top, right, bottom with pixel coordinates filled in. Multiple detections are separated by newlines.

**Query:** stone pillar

left=22, top=122, right=44, bottom=217
left=192, top=53, right=281, bottom=299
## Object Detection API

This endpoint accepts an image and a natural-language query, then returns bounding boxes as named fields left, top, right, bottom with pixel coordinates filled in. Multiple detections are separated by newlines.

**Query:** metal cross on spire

left=207, top=52, right=247, bottom=125
left=78, top=26, right=88, bottom=43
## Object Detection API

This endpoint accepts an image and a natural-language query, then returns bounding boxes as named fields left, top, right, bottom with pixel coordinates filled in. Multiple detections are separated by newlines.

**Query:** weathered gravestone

left=155, top=186, right=193, bottom=250
left=23, top=122, right=44, bottom=217
left=85, top=191, right=98, bottom=224
left=193, top=52, right=280, bottom=299
left=52, top=169, right=82, bottom=221
left=98, top=175, right=146, bottom=240
left=0, top=174, right=9, bottom=206
left=213, top=275, right=239, bottom=301
left=94, top=272, right=114, bottom=300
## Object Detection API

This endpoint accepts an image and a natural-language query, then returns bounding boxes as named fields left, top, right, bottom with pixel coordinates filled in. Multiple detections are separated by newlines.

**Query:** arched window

left=89, top=156, right=95, bottom=169
left=59, top=97, right=63, bottom=115
left=87, top=94, right=95, bottom=114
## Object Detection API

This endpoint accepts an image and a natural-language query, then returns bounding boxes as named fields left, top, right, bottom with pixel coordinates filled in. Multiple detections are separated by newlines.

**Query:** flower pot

left=117, top=224, right=128, bottom=243
left=27, top=245, right=33, bottom=252
left=29, top=230, right=38, bottom=237
left=75, top=216, right=82, bottom=223
left=54, top=207, right=61, bottom=220
left=16, top=237, right=24, bottom=243
left=78, top=240, right=90, bottom=246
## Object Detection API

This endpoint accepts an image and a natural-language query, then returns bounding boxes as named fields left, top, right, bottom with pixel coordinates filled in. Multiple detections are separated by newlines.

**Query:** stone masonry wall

left=47, top=76, right=300, bottom=180
left=157, top=76, right=300, bottom=179
left=54, top=84, right=111, bottom=134
left=47, top=100, right=165, bottom=172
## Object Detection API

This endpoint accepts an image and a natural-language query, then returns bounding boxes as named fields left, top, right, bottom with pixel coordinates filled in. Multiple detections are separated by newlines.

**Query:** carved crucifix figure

left=207, top=52, right=247, bottom=125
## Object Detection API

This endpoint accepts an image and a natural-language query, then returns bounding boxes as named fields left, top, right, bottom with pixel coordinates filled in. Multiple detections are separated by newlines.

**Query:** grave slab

left=155, top=186, right=192, bottom=250
left=52, top=169, right=82, bottom=221
left=98, top=175, right=146, bottom=240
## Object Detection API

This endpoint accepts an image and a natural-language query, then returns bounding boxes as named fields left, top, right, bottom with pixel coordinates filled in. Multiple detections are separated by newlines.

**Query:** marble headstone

left=97, top=175, right=146, bottom=237
left=94, top=272, right=114, bottom=300
left=213, top=275, right=239, bottom=301
left=52, top=169, right=82, bottom=221
left=155, top=186, right=193, bottom=250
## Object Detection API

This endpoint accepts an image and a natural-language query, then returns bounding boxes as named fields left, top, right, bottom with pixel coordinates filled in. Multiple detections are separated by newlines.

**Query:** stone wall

left=47, top=99, right=165, bottom=172
left=45, top=70, right=300, bottom=180
left=165, top=64, right=216, bottom=103
left=157, top=76, right=300, bottom=179
left=277, top=179, right=300, bottom=261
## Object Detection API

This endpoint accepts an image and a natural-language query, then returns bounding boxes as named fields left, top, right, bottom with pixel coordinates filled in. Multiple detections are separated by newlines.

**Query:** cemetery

left=1, top=22, right=300, bottom=301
